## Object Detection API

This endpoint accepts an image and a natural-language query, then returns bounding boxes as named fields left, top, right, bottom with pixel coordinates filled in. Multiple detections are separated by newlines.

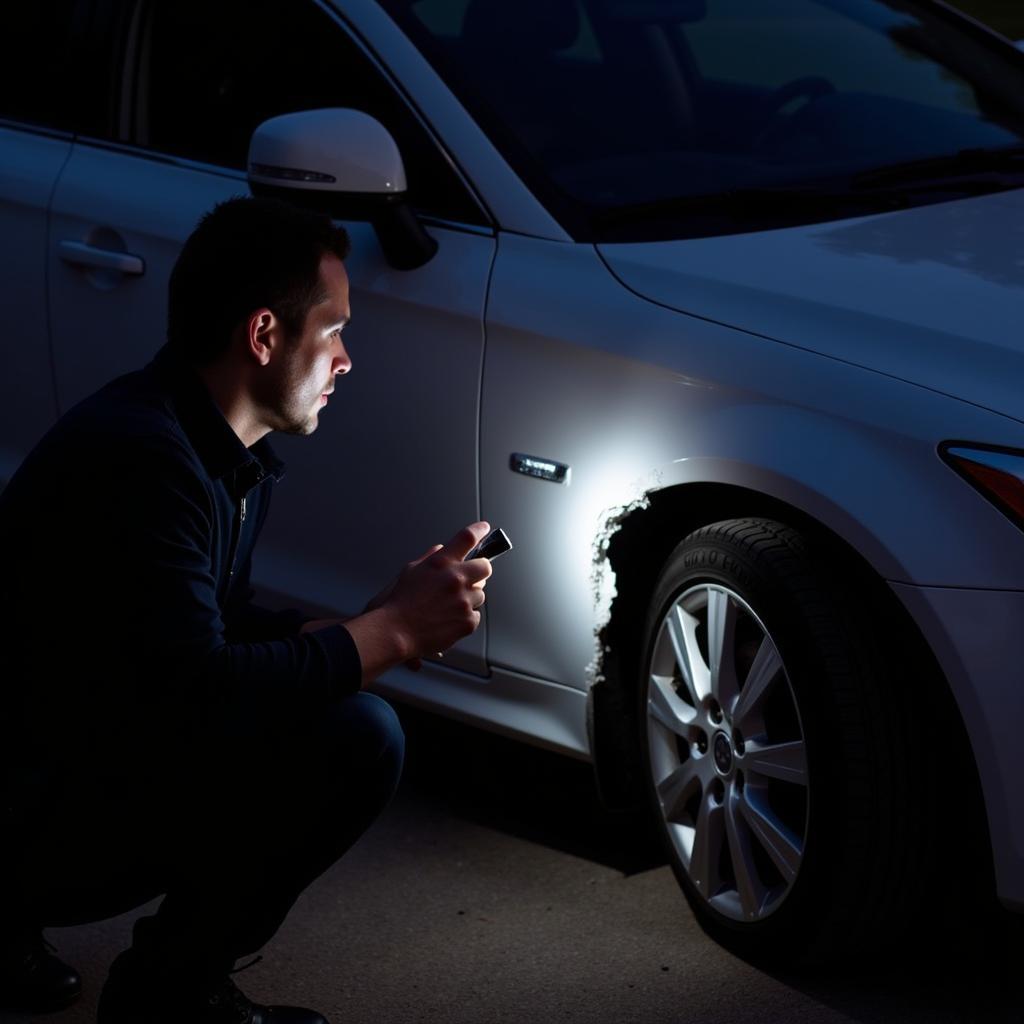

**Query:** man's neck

left=195, top=363, right=269, bottom=449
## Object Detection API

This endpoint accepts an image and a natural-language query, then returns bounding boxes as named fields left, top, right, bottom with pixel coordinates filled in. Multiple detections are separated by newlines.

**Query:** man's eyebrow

left=328, top=316, right=351, bottom=331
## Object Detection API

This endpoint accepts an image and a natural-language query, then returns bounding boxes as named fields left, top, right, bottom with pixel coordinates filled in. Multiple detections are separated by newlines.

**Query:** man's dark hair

left=167, top=196, right=351, bottom=365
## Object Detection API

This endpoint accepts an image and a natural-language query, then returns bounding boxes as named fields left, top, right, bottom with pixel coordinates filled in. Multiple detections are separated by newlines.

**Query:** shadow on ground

left=394, top=702, right=1024, bottom=1023
left=392, top=702, right=665, bottom=876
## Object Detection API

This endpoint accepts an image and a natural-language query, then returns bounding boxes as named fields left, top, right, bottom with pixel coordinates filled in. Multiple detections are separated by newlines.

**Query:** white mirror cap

left=248, top=108, right=407, bottom=195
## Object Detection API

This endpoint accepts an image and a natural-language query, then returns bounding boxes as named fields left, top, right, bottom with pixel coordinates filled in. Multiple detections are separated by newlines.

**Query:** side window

left=133, top=0, right=486, bottom=224
left=3, top=1, right=136, bottom=140
left=2, top=3, right=80, bottom=131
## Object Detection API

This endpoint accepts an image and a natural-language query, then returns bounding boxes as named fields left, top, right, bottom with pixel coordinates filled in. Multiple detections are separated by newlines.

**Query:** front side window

left=382, top=0, right=1024, bottom=240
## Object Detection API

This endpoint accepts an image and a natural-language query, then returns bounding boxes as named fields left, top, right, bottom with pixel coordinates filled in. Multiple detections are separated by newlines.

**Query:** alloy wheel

left=645, top=583, right=809, bottom=922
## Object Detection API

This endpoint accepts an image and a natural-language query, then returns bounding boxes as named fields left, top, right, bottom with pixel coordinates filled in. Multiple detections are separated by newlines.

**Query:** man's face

left=263, top=253, right=352, bottom=437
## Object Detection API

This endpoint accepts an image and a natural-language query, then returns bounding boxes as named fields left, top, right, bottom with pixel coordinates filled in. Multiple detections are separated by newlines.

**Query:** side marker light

left=941, top=443, right=1024, bottom=532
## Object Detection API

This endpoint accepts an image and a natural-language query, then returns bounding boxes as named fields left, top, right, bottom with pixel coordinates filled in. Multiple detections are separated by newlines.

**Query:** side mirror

left=247, top=108, right=438, bottom=271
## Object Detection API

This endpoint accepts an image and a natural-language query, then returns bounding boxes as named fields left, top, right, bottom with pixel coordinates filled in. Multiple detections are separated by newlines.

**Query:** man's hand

left=361, top=542, right=444, bottom=616
left=306, top=521, right=493, bottom=687
left=377, top=521, right=493, bottom=658
left=359, top=541, right=443, bottom=671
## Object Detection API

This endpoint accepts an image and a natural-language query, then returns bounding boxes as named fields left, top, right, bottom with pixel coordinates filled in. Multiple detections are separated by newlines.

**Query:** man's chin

left=279, top=416, right=319, bottom=438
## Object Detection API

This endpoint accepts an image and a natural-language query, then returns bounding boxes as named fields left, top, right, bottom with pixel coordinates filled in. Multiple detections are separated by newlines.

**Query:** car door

left=46, top=0, right=495, bottom=674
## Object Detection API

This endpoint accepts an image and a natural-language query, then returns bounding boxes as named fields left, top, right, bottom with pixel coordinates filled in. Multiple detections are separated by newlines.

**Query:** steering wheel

left=752, top=76, right=837, bottom=150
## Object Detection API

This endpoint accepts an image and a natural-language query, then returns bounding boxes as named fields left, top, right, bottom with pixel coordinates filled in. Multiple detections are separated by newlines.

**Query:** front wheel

left=639, top=519, right=932, bottom=962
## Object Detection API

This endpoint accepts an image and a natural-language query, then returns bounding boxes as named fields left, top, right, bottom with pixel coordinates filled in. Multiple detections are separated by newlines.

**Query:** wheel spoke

left=690, top=785, right=725, bottom=898
left=666, top=603, right=710, bottom=704
left=724, top=786, right=764, bottom=919
left=648, top=673, right=697, bottom=736
left=739, top=788, right=803, bottom=885
left=732, top=635, right=783, bottom=727
left=706, top=588, right=740, bottom=713
left=656, top=757, right=702, bottom=822
left=743, top=739, right=807, bottom=786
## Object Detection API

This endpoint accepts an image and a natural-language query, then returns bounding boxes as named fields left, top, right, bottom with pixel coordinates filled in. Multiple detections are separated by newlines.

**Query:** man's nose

left=334, top=341, right=352, bottom=375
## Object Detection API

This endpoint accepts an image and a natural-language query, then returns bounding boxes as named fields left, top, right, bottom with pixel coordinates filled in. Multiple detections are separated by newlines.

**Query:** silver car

left=4, top=0, right=1024, bottom=960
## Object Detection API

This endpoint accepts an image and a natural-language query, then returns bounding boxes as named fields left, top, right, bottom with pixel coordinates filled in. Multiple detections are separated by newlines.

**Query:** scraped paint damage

left=585, top=476, right=660, bottom=691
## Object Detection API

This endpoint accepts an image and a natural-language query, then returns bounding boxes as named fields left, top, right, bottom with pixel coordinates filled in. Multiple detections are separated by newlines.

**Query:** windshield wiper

left=850, top=145, right=1024, bottom=190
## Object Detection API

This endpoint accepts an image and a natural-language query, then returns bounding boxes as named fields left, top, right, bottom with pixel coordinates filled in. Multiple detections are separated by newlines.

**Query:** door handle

left=58, top=240, right=145, bottom=276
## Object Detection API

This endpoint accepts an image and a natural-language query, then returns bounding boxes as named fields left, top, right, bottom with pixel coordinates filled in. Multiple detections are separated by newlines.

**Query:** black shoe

left=0, top=932, right=82, bottom=1013
left=97, top=949, right=329, bottom=1024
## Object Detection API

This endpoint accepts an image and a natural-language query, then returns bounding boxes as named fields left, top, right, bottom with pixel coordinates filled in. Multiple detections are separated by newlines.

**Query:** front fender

left=481, top=234, right=1024, bottom=692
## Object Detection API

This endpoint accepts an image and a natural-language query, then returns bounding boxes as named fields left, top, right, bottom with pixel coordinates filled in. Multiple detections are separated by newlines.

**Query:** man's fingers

left=441, top=521, right=490, bottom=561
left=463, top=557, right=493, bottom=586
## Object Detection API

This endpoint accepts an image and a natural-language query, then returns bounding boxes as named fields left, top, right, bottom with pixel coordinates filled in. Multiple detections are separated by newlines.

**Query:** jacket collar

left=148, top=343, right=286, bottom=494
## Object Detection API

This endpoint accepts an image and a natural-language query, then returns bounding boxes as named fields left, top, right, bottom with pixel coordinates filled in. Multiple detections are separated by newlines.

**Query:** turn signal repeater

left=941, top=443, right=1024, bottom=531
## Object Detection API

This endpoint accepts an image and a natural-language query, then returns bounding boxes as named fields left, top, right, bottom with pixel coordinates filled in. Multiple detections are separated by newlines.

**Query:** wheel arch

left=588, top=481, right=992, bottom=895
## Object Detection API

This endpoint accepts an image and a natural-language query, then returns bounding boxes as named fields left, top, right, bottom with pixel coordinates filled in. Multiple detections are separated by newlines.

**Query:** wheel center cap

left=713, top=732, right=734, bottom=774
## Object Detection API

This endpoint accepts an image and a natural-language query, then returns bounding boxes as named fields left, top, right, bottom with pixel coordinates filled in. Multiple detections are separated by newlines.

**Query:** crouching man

left=0, top=196, right=491, bottom=1024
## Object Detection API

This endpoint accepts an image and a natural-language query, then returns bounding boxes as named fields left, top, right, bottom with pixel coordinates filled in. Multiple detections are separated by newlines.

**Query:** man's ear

left=245, top=307, right=284, bottom=366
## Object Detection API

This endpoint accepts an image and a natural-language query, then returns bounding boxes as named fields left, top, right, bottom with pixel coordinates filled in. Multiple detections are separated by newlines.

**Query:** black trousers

left=1, top=692, right=404, bottom=979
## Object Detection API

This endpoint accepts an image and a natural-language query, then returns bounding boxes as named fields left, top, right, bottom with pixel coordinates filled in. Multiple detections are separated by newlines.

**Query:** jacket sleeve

left=101, top=441, right=363, bottom=714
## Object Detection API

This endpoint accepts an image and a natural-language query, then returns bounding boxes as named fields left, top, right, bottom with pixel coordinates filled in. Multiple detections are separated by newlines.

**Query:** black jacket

left=0, top=342, right=361, bottom=813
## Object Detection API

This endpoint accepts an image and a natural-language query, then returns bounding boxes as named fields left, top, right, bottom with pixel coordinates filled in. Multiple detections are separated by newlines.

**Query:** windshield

left=379, top=0, right=1024, bottom=240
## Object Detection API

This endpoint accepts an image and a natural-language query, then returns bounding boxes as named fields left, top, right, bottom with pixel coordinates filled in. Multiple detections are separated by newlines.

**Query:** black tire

left=638, top=518, right=935, bottom=963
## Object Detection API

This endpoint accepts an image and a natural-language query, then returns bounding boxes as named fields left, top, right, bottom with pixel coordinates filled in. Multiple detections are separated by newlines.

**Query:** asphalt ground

left=2, top=704, right=1021, bottom=1024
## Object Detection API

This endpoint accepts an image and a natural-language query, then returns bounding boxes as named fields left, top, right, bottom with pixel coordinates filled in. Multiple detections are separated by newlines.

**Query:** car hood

left=597, top=188, right=1024, bottom=424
